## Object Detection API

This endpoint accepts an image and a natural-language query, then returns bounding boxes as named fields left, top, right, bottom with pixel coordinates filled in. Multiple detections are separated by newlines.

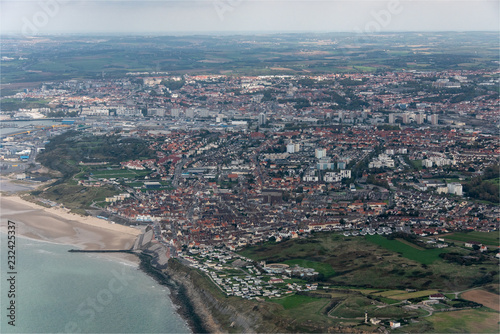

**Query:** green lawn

left=365, top=235, right=448, bottom=265
left=125, top=182, right=145, bottom=187
left=272, top=294, right=321, bottom=310
left=410, top=159, right=423, bottom=170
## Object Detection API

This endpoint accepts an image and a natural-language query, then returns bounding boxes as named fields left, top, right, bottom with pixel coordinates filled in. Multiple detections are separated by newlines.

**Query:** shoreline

left=138, top=253, right=214, bottom=334
left=0, top=193, right=209, bottom=333
left=0, top=194, right=142, bottom=264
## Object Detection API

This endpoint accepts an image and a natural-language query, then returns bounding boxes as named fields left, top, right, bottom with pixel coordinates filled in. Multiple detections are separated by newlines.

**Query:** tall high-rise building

left=147, top=108, right=165, bottom=117
left=447, top=183, right=463, bottom=196
left=402, top=113, right=410, bottom=124
left=388, top=113, right=395, bottom=124
left=286, top=143, right=301, bottom=153
left=185, top=108, right=195, bottom=119
left=171, top=108, right=181, bottom=118
left=258, top=113, right=266, bottom=125
left=315, top=148, right=327, bottom=159
left=198, top=108, right=209, bottom=117
left=431, top=114, right=438, bottom=125
left=415, top=113, right=424, bottom=125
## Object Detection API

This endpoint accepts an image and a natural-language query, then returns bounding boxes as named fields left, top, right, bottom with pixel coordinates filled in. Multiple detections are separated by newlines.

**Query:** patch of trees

left=417, top=94, right=450, bottom=103
left=408, top=296, right=427, bottom=303
left=338, top=78, right=367, bottom=86
left=322, top=299, right=342, bottom=315
left=297, top=78, right=317, bottom=87
left=297, top=79, right=335, bottom=88
left=438, top=252, right=483, bottom=266
left=37, top=131, right=154, bottom=179
left=463, top=164, right=499, bottom=203
left=314, top=90, right=370, bottom=111
left=160, top=79, right=185, bottom=90
left=277, top=97, right=311, bottom=110
left=367, top=174, right=390, bottom=189
left=323, top=90, right=347, bottom=105
left=472, top=271, right=497, bottom=286
left=261, top=90, right=275, bottom=102
left=450, top=299, right=483, bottom=308
left=448, top=86, right=491, bottom=103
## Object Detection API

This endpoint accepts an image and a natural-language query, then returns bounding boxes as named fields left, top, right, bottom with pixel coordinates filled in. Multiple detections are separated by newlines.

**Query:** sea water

left=0, top=234, right=191, bottom=333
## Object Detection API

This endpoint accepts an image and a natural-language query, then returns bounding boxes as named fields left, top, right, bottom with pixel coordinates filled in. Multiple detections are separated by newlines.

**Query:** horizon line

left=1, top=30, right=499, bottom=37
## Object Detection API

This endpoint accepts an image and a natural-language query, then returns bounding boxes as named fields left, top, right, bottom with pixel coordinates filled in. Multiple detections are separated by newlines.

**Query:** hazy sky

left=1, top=0, right=499, bottom=35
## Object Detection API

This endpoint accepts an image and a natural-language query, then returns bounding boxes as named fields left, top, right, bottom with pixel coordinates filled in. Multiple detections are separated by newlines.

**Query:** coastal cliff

left=139, top=252, right=290, bottom=333
left=164, top=258, right=289, bottom=333
left=140, top=255, right=371, bottom=333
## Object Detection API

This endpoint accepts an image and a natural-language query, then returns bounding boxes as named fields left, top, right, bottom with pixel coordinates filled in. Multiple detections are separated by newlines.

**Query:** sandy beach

left=0, top=195, right=142, bottom=263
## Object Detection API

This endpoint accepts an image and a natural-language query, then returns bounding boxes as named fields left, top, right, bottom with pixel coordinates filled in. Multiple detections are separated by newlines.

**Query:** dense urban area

left=1, top=33, right=499, bottom=333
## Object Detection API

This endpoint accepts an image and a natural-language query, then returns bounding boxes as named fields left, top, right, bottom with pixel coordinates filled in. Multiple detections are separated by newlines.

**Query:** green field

left=376, top=289, right=439, bottom=300
left=239, top=232, right=498, bottom=291
left=3, top=32, right=499, bottom=85
left=188, top=229, right=500, bottom=333
left=125, top=182, right=145, bottom=188
left=91, top=169, right=151, bottom=178
left=282, top=259, right=336, bottom=278
left=272, top=294, right=321, bottom=310
left=1, top=98, right=51, bottom=110
left=365, top=235, right=448, bottom=265
left=442, top=232, right=500, bottom=247
left=374, top=290, right=407, bottom=297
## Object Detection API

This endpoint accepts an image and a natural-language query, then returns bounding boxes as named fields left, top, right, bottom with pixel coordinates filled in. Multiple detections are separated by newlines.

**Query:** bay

left=0, top=234, right=191, bottom=334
